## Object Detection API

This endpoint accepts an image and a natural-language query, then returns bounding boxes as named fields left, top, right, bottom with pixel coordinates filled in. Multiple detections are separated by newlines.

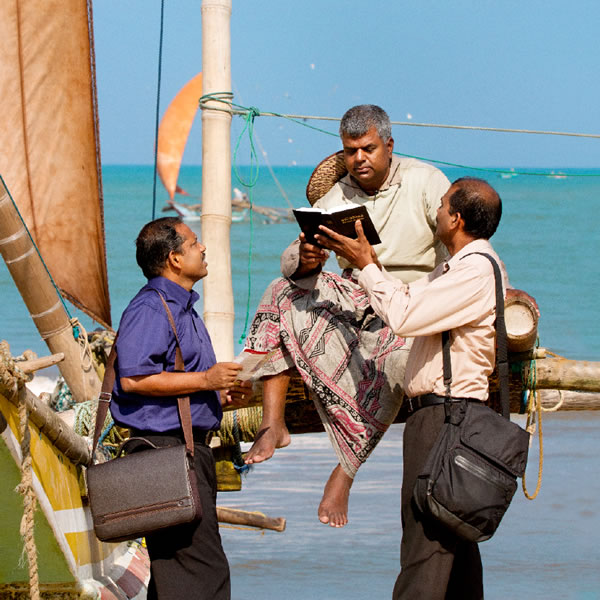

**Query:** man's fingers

left=354, top=219, right=367, bottom=242
left=317, top=225, right=342, bottom=242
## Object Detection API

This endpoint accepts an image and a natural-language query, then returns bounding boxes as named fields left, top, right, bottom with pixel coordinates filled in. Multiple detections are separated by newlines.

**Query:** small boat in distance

left=166, top=199, right=249, bottom=223
left=549, top=170, right=567, bottom=179
left=163, top=188, right=294, bottom=225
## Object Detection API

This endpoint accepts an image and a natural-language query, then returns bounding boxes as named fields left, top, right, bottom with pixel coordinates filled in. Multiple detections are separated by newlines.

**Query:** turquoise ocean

left=1, top=165, right=599, bottom=598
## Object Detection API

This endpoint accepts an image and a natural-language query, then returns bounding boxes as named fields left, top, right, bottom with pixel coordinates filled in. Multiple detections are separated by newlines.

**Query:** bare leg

left=244, top=370, right=292, bottom=464
left=318, top=464, right=354, bottom=528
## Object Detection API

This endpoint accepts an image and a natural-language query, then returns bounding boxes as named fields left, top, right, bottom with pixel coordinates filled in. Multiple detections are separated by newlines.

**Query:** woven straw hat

left=305, top=151, right=347, bottom=206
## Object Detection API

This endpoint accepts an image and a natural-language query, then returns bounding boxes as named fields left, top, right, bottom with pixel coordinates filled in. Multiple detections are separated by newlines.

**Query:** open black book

left=293, top=203, right=381, bottom=246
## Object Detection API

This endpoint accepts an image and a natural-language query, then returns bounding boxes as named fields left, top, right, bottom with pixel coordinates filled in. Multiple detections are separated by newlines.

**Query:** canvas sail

left=157, top=71, right=203, bottom=200
left=0, top=0, right=111, bottom=327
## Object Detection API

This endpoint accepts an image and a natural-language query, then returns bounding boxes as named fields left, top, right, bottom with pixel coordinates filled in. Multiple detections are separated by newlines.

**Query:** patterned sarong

left=245, top=271, right=409, bottom=478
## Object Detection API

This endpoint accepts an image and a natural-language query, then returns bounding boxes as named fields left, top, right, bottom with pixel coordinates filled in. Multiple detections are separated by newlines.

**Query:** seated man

left=243, top=104, right=450, bottom=527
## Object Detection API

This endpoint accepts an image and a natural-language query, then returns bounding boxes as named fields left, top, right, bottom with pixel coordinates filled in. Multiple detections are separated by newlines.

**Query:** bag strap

left=91, top=289, right=195, bottom=463
left=440, top=252, right=510, bottom=420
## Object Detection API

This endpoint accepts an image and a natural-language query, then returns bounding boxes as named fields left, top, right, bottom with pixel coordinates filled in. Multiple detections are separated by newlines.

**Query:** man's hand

left=292, top=233, right=330, bottom=279
left=315, top=220, right=380, bottom=271
left=506, top=288, right=540, bottom=317
left=220, top=380, right=253, bottom=408
left=204, top=362, right=243, bottom=390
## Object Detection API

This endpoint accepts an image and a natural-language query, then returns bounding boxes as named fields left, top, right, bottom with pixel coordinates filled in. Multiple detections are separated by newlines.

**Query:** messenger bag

left=412, top=252, right=530, bottom=543
left=87, top=291, right=203, bottom=543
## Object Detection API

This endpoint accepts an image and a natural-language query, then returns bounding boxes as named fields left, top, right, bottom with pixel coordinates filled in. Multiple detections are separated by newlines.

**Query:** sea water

left=1, top=165, right=599, bottom=598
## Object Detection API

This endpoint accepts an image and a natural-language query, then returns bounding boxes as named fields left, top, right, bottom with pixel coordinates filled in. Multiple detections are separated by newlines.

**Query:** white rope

left=226, top=107, right=600, bottom=139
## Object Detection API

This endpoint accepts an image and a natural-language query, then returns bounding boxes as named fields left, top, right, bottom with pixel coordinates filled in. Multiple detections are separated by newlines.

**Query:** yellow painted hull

left=0, top=392, right=149, bottom=599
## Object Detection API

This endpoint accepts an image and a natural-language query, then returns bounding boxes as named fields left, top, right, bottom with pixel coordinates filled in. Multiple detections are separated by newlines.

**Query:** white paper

left=233, top=349, right=273, bottom=381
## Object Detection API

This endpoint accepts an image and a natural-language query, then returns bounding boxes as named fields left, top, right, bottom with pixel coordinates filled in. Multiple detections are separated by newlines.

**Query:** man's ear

left=387, top=137, right=394, bottom=156
left=167, top=250, right=181, bottom=270
left=452, top=211, right=464, bottom=231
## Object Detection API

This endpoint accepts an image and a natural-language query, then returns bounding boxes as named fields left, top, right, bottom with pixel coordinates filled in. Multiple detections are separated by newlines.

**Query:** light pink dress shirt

left=358, top=239, right=509, bottom=401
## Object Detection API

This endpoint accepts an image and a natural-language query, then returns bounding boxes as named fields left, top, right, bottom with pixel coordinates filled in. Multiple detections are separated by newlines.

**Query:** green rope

left=199, top=94, right=260, bottom=343
left=199, top=94, right=600, bottom=178
left=521, top=338, right=540, bottom=413
left=0, top=175, right=78, bottom=340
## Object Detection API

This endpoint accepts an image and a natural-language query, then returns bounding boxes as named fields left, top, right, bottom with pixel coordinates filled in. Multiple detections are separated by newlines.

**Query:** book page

left=233, top=349, right=274, bottom=381
left=328, top=202, right=359, bottom=213
left=294, top=207, right=324, bottom=213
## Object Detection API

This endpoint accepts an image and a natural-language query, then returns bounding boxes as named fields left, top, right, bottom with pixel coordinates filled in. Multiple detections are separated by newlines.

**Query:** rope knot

left=247, top=106, right=260, bottom=121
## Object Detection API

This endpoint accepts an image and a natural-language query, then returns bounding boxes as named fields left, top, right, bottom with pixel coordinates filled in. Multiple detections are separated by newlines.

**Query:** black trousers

left=138, top=432, right=231, bottom=600
left=393, top=404, right=483, bottom=600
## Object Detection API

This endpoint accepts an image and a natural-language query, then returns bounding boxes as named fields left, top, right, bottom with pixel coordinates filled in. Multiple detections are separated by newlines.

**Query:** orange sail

left=0, top=0, right=111, bottom=327
left=157, top=72, right=203, bottom=200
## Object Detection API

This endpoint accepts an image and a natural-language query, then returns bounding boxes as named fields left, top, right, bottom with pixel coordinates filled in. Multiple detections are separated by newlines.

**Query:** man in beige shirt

left=317, top=177, right=508, bottom=599
left=243, top=105, right=450, bottom=528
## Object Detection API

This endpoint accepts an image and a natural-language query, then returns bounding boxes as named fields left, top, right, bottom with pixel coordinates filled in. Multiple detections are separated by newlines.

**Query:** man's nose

left=355, top=149, right=365, bottom=162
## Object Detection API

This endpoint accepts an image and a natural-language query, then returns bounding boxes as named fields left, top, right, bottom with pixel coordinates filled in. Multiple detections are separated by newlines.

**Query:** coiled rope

left=0, top=342, right=40, bottom=599
left=16, top=393, right=40, bottom=600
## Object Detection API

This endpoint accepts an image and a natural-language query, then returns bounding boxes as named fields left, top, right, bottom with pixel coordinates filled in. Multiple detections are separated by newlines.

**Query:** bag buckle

left=99, top=392, right=112, bottom=402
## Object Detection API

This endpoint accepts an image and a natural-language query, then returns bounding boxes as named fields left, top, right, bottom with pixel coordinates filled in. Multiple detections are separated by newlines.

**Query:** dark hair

left=448, top=177, right=502, bottom=239
left=135, top=217, right=184, bottom=279
left=339, top=104, right=392, bottom=142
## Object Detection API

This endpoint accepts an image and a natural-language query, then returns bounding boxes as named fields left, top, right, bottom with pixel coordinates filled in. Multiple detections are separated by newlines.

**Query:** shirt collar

left=447, top=239, right=494, bottom=267
left=146, top=276, right=199, bottom=311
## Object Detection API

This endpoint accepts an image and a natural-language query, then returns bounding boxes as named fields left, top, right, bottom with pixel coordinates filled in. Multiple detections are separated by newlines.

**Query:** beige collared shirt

left=281, top=156, right=450, bottom=284
left=358, top=239, right=509, bottom=401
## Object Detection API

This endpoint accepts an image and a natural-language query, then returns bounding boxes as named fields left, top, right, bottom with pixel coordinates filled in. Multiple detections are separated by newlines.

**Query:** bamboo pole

left=18, top=353, right=65, bottom=374
left=534, top=357, right=600, bottom=392
left=216, top=506, right=286, bottom=532
left=0, top=182, right=100, bottom=402
left=201, top=0, right=234, bottom=361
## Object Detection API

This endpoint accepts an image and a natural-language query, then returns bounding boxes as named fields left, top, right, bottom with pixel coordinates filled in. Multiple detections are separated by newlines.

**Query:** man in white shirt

left=317, top=177, right=508, bottom=599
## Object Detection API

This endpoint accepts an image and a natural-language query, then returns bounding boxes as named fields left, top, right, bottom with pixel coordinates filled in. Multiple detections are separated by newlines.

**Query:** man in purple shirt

left=111, top=217, right=243, bottom=600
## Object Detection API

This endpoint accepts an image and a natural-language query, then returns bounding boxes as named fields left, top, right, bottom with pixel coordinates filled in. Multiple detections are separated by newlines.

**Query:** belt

left=404, top=393, right=479, bottom=417
left=130, top=427, right=212, bottom=446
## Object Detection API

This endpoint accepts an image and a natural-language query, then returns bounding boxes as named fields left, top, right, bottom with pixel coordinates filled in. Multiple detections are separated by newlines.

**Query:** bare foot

left=318, top=464, right=353, bottom=528
left=244, top=424, right=291, bottom=464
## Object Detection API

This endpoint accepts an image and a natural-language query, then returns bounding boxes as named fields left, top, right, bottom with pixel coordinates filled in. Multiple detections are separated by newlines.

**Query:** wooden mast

left=201, top=0, right=234, bottom=361
left=0, top=180, right=101, bottom=402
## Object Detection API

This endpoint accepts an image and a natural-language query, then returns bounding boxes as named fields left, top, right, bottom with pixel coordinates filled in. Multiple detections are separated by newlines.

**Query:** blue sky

left=93, top=1, right=600, bottom=167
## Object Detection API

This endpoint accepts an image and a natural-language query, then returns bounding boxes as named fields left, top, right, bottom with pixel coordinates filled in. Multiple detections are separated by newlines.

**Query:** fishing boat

left=165, top=198, right=249, bottom=223
left=1, top=1, right=599, bottom=598
left=0, top=2, right=283, bottom=597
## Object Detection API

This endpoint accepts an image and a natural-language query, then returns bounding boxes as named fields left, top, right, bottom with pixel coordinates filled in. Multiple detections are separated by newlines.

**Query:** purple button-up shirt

left=110, top=276, right=221, bottom=432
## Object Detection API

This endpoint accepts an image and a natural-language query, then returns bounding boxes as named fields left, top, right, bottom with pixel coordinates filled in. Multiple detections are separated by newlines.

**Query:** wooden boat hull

left=0, top=392, right=149, bottom=599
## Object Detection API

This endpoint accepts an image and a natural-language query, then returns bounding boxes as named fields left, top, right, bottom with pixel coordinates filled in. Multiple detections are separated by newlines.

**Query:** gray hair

left=339, top=105, right=392, bottom=142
